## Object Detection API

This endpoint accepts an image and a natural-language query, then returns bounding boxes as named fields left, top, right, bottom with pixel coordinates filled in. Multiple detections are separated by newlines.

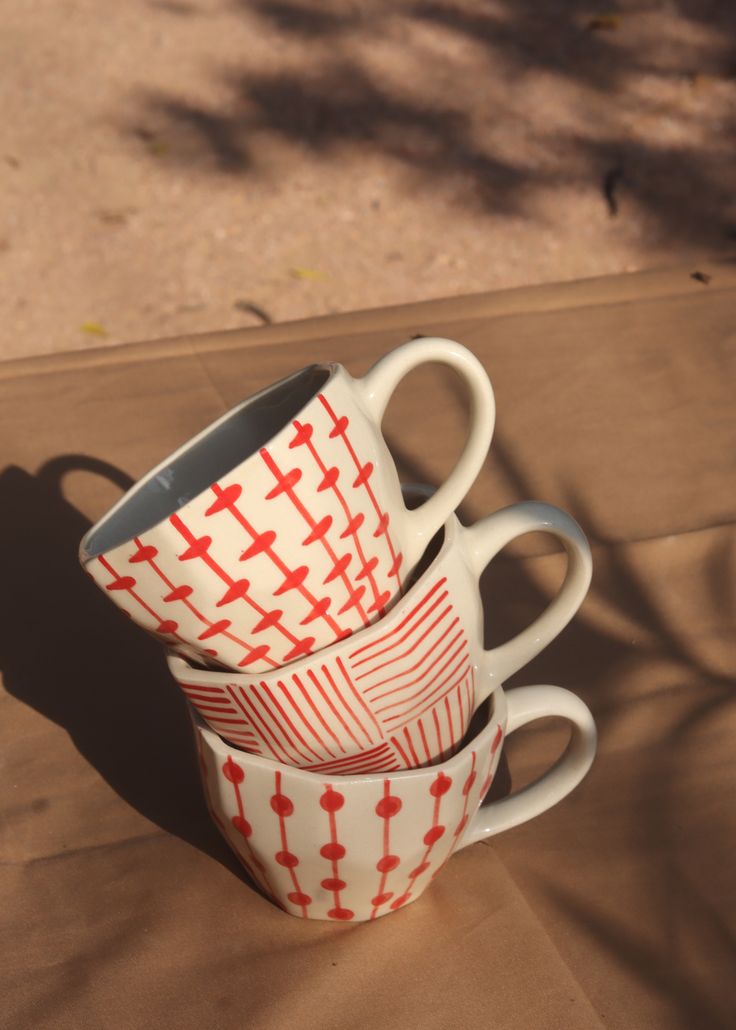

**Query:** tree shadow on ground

left=130, top=0, right=736, bottom=249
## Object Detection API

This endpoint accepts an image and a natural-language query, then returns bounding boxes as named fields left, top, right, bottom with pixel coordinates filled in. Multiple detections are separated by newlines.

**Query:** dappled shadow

left=0, top=456, right=258, bottom=892
left=126, top=0, right=736, bottom=249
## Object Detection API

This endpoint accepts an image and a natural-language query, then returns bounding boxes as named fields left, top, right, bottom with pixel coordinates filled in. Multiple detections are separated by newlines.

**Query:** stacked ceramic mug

left=80, top=338, right=596, bottom=922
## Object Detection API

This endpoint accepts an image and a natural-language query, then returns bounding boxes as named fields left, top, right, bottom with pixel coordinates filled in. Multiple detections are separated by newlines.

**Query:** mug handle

left=460, top=684, right=596, bottom=845
left=465, top=502, right=592, bottom=692
left=358, top=337, right=495, bottom=568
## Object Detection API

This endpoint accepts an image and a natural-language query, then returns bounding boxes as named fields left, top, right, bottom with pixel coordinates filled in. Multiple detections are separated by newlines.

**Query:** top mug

left=80, top=338, right=495, bottom=672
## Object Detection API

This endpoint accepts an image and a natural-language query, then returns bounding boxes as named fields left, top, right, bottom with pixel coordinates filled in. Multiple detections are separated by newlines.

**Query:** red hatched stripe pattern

left=180, top=573, right=473, bottom=771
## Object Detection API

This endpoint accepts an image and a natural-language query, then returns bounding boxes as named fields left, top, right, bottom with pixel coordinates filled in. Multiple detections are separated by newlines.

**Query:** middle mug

left=168, top=499, right=592, bottom=773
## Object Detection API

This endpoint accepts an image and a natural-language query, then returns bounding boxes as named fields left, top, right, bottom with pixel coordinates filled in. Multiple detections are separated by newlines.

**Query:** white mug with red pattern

left=191, top=682, right=596, bottom=921
left=168, top=500, right=592, bottom=773
left=80, top=338, right=494, bottom=671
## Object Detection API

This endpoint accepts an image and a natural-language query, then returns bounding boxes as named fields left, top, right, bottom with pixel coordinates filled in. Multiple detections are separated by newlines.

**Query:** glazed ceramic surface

left=192, top=683, right=597, bottom=921
left=81, top=338, right=494, bottom=671
left=171, top=501, right=592, bottom=771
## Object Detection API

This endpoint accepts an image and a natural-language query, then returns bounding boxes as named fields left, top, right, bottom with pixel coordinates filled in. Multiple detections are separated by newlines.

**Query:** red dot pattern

left=423, top=825, right=446, bottom=846
left=214, top=735, right=497, bottom=920
left=320, top=788, right=345, bottom=813
left=321, top=877, right=347, bottom=891
left=222, top=757, right=244, bottom=784
left=328, top=907, right=355, bottom=921
left=270, top=793, right=294, bottom=817
left=375, top=795, right=402, bottom=819
left=321, top=842, right=346, bottom=861
left=232, top=815, right=252, bottom=838
left=371, top=892, right=394, bottom=906
left=430, top=773, right=453, bottom=798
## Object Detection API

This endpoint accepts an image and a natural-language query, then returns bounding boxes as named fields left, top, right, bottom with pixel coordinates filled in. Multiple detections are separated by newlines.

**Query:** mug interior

left=82, top=363, right=332, bottom=558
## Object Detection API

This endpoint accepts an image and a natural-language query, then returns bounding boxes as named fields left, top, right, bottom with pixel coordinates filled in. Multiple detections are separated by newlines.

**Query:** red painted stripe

left=251, top=684, right=313, bottom=765
left=432, top=708, right=444, bottom=764
left=315, top=756, right=399, bottom=775
left=402, top=726, right=421, bottom=767
left=276, top=679, right=336, bottom=759
left=308, top=747, right=395, bottom=775
left=444, top=694, right=456, bottom=755
left=322, top=664, right=374, bottom=747
left=133, top=535, right=211, bottom=626
left=336, top=656, right=383, bottom=737
left=181, top=693, right=232, bottom=708
left=387, top=663, right=471, bottom=728
left=214, top=751, right=276, bottom=900
left=417, top=718, right=433, bottom=764
left=292, top=418, right=375, bottom=623
left=370, top=779, right=396, bottom=920
left=349, top=577, right=447, bottom=661
left=292, top=674, right=346, bottom=754
left=369, top=627, right=465, bottom=701
left=199, top=715, right=249, bottom=726
left=351, top=591, right=450, bottom=675
left=318, top=393, right=403, bottom=590
left=379, top=649, right=470, bottom=720
left=390, top=734, right=412, bottom=768
left=275, top=770, right=309, bottom=917
left=229, top=686, right=292, bottom=765
left=307, top=743, right=391, bottom=771
left=259, top=446, right=370, bottom=627
left=98, top=554, right=174, bottom=628
left=296, top=418, right=384, bottom=611
left=307, top=669, right=363, bottom=751
left=169, top=512, right=300, bottom=652
left=210, top=481, right=344, bottom=637
left=456, top=677, right=465, bottom=733
left=258, top=682, right=326, bottom=763
left=290, top=671, right=345, bottom=753
left=192, top=700, right=237, bottom=713
left=180, top=683, right=229, bottom=696
left=354, top=606, right=455, bottom=682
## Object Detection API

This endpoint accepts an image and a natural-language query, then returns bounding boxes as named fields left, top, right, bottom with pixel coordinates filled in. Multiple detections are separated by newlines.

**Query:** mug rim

left=80, top=360, right=339, bottom=562
left=191, top=685, right=505, bottom=784
left=166, top=502, right=462, bottom=687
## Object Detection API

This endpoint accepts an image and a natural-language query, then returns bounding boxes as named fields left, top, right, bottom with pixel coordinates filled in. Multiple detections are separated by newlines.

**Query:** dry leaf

left=587, top=14, right=621, bottom=31
left=80, top=321, right=108, bottom=337
left=289, top=266, right=327, bottom=280
left=95, top=208, right=137, bottom=226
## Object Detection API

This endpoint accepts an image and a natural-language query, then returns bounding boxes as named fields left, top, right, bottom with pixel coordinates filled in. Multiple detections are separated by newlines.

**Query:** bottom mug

left=191, top=683, right=596, bottom=922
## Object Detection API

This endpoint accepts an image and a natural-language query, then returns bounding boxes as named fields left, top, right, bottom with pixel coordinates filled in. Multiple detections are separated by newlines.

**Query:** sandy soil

left=1, top=0, right=734, bottom=360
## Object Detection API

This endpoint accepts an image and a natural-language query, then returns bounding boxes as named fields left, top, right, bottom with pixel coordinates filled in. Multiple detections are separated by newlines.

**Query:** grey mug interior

left=82, top=364, right=331, bottom=559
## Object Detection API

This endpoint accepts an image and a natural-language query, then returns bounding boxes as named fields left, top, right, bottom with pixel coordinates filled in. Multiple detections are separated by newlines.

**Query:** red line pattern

left=177, top=573, right=474, bottom=771
left=272, top=772, right=311, bottom=916
left=318, top=393, right=404, bottom=593
left=213, top=752, right=278, bottom=902
left=370, top=780, right=402, bottom=919
left=207, top=482, right=346, bottom=638
left=289, top=418, right=386, bottom=616
left=319, top=787, right=354, bottom=921
left=390, top=772, right=453, bottom=910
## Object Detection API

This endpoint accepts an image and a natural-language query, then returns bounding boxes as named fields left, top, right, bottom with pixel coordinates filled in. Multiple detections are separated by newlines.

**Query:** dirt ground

left=2, top=0, right=734, bottom=360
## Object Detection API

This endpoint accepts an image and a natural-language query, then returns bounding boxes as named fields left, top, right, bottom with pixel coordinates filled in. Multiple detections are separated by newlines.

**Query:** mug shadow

left=0, top=455, right=251, bottom=886
left=0, top=453, right=513, bottom=897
